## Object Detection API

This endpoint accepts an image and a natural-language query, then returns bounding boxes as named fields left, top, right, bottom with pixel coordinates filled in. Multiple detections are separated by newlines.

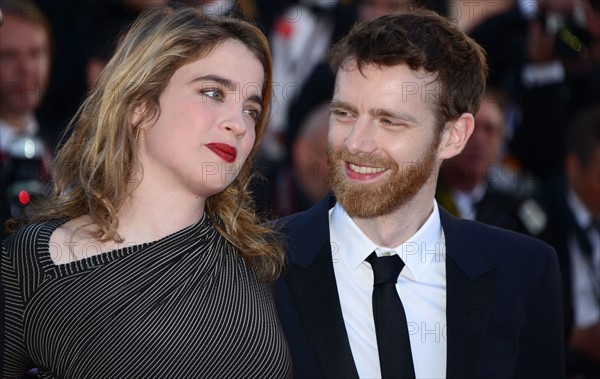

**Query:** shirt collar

left=329, top=201, right=443, bottom=281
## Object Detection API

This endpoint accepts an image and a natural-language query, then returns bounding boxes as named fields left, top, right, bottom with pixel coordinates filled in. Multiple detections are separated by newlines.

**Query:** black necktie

left=366, top=252, right=416, bottom=379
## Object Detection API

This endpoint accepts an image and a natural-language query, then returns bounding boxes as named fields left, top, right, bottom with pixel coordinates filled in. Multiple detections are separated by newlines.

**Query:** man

left=532, top=105, right=600, bottom=376
left=275, top=9, right=565, bottom=379
left=0, top=0, right=52, bottom=231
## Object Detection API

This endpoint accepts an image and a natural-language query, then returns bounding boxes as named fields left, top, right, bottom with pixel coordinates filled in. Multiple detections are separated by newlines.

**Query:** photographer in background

left=0, top=0, right=53, bottom=235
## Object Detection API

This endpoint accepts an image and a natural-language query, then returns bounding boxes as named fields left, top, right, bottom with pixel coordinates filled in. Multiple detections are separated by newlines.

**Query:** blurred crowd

left=1, top=0, right=599, bottom=376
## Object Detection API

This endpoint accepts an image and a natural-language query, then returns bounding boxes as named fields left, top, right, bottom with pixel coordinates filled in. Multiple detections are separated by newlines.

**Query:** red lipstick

left=206, top=143, right=237, bottom=163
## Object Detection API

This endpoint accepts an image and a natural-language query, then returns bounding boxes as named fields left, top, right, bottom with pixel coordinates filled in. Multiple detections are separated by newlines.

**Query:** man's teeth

left=348, top=163, right=386, bottom=174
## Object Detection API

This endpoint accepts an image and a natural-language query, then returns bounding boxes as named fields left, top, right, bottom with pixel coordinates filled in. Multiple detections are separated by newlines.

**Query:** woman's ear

left=437, top=112, right=475, bottom=160
left=130, top=104, right=147, bottom=127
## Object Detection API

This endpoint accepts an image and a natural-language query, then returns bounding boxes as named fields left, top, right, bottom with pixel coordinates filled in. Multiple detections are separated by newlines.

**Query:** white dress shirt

left=330, top=201, right=447, bottom=378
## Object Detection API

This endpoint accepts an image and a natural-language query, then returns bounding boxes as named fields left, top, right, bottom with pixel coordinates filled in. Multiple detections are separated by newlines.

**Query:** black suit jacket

left=275, top=194, right=565, bottom=378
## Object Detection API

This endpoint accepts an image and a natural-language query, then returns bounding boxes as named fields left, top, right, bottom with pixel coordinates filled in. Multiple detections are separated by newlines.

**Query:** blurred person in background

left=0, top=0, right=53, bottom=235
left=290, top=102, right=331, bottom=210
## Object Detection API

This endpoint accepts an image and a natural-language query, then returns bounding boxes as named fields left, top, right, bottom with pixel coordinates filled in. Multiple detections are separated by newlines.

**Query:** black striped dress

left=1, top=215, right=292, bottom=378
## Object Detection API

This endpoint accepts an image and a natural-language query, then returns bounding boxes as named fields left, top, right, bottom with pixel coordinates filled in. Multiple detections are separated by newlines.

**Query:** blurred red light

left=18, top=191, right=30, bottom=205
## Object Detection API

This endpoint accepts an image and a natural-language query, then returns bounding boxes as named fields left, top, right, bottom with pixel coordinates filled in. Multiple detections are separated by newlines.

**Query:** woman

left=1, top=6, right=291, bottom=378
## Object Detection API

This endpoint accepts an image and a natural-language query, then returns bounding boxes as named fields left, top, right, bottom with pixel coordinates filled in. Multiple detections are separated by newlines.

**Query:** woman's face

left=134, top=39, right=265, bottom=202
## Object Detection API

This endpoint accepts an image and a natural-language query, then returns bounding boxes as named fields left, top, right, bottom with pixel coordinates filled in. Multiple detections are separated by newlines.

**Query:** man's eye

left=331, top=109, right=350, bottom=118
left=381, top=118, right=405, bottom=128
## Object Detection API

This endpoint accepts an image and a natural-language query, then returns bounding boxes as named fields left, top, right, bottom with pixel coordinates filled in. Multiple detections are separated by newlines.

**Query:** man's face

left=0, top=15, right=50, bottom=116
left=328, top=63, right=442, bottom=218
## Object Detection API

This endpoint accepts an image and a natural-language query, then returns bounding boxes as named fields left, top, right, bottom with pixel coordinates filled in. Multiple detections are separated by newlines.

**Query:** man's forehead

left=335, top=62, right=437, bottom=88
left=333, top=64, right=440, bottom=108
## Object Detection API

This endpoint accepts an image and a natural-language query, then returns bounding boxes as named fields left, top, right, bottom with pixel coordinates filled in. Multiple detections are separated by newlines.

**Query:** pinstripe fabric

left=1, top=215, right=291, bottom=379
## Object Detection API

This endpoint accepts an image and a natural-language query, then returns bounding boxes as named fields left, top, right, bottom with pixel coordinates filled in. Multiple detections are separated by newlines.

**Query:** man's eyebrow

left=330, top=100, right=358, bottom=114
left=371, top=108, right=418, bottom=124
left=331, top=101, right=418, bottom=124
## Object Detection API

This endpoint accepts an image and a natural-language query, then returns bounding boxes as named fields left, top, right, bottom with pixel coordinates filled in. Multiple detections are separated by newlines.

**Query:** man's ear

left=437, top=112, right=475, bottom=160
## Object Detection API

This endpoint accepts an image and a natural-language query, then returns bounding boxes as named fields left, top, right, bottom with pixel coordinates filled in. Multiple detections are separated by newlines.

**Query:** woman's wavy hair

left=30, top=6, right=283, bottom=281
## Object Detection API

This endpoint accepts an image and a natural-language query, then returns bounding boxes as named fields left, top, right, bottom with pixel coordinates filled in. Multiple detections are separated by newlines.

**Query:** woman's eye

left=202, top=89, right=224, bottom=101
left=244, top=108, right=261, bottom=121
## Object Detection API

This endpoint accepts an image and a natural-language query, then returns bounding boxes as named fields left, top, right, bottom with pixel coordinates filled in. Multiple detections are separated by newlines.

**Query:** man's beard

left=328, top=137, right=440, bottom=218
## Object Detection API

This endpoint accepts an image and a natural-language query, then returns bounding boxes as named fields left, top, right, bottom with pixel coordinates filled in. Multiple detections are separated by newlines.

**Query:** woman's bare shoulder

left=49, top=216, right=108, bottom=265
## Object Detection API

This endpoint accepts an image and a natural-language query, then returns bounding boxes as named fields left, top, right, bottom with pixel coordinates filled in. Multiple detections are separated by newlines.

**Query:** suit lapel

left=283, top=193, right=359, bottom=378
left=445, top=256, right=496, bottom=379
left=441, top=209, right=497, bottom=379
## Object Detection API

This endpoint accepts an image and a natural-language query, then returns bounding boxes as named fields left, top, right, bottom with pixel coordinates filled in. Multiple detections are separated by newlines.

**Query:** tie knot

left=366, top=252, right=405, bottom=286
